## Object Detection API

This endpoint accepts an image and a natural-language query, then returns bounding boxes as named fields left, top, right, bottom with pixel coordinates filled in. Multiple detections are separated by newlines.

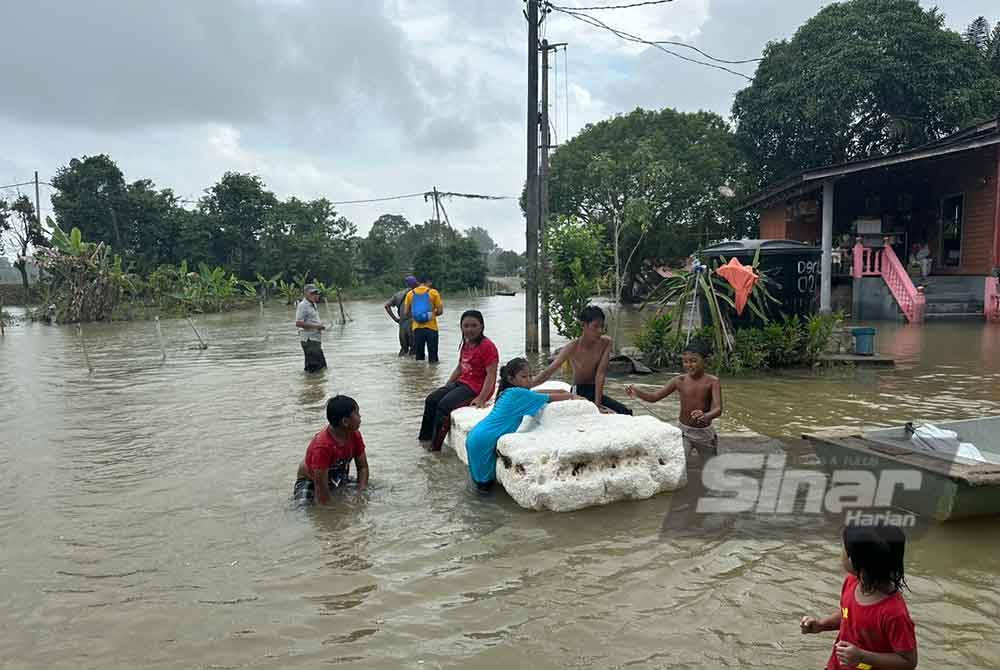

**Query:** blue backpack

left=411, top=290, right=434, bottom=324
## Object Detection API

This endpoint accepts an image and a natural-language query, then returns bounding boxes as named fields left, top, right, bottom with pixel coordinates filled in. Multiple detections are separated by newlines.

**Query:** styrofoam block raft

left=447, top=385, right=687, bottom=512
left=447, top=381, right=571, bottom=465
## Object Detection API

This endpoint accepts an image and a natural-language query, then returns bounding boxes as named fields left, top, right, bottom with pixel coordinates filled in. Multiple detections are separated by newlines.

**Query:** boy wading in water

left=625, top=341, right=721, bottom=457
left=801, top=523, right=918, bottom=670
left=531, top=305, right=632, bottom=415
left=294, top=395, right=369, bottom=505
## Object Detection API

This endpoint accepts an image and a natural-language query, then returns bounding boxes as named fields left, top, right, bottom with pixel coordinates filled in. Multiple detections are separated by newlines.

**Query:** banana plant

left=277, top=280, right=298, bottom=305
left=255, top=271, right=283, bottom=300
left=49, top=225, right=94, bottom=257
left=643, top=246, right=781, bottom=360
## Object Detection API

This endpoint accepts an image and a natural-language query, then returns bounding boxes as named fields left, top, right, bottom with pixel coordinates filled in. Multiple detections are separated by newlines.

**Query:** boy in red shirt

left=294, top=395, right=369, bottom=505
left=801, top=523, right=917, bottom=670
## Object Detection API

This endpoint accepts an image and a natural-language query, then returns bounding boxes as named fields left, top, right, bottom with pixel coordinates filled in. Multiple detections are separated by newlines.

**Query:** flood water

left=2, top=298, right=1000, bottom=669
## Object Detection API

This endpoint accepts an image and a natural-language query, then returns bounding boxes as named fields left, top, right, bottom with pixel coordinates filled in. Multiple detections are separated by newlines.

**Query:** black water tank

left=699, top=239, right=821, bottom=328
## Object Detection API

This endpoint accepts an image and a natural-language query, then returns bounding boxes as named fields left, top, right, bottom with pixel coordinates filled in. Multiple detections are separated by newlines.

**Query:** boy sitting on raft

left=531, top=305, right=632, bottom=415
left=294, top=395, right=369, bottom=505
left=625, top=341, right=722, bottom=457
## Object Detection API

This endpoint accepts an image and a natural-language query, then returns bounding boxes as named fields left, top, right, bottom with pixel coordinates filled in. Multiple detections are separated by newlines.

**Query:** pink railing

left=987, top=277, right=1000, bottom=324
left=852, top=242, right=882, bottom=277
left=851, top=241, right=925, bottom=323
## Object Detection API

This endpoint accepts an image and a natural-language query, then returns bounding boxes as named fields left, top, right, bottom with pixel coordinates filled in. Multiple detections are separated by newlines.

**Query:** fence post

left=186, top=317, right=208, bottom=349
left=77, top=323, right=94, bottom=373
left=154, top=316, right=167, bottom=361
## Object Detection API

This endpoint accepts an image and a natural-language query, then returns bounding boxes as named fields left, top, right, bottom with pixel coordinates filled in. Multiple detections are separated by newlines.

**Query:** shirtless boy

left=532, top=305, right=632, bottom=415
left=625, top=341, right=722, bottom=457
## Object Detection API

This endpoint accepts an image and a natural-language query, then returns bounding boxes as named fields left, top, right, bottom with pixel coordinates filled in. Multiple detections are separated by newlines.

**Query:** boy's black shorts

left=293, top=469, right=350, bottom=504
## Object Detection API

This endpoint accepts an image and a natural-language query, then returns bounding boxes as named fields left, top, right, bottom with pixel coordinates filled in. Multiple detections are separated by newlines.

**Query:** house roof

left=738, top=117, right=1000, bottom=212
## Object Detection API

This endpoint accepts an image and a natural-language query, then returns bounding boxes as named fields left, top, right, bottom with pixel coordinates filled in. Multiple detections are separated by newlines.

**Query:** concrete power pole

left=539, top=40, right=563, bottom=353
left=524, top=0, right=540, bottom=353
left=34, top=171, right=41, bottom=229
left=432, top=186, right=441, bottom=224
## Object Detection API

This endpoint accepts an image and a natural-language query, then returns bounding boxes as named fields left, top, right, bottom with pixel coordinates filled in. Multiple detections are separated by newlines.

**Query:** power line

left=556, top=6, right=761, bottom=66
left=0, top=180, right=36, bottom=190
left=330, top=192, right=427, bottom=205
left=2, top=180, right=57, bottom=191
left=553, top=0, right=675, bottom=9
left=434, top=191, right=517, bottom=201
left=564, top=45, right=570, bottom=140
left=552, top=7, right=760, bottom=77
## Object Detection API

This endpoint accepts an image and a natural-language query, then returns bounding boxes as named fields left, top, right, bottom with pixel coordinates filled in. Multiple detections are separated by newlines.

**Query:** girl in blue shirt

left=466, top=357, right=580, bottom=490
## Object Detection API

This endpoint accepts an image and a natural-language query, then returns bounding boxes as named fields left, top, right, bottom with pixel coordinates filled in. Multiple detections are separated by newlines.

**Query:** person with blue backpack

left=402, top=275, right=444, bottom=363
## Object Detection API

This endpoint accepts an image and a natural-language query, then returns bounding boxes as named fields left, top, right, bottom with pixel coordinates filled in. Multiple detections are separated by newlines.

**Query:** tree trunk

left=621, top=271, right=637, bottom=303
left=17, top=264, right=29, bottom=306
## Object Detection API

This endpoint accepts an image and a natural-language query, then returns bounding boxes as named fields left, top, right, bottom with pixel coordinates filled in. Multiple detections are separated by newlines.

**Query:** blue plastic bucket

left=851, top=327, right=877, bottom=356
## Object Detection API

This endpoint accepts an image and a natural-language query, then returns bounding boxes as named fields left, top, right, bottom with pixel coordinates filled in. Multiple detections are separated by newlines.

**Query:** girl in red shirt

left=801, top=523, right=917, bottom=670
left=418, top=310, right=499, bottom=451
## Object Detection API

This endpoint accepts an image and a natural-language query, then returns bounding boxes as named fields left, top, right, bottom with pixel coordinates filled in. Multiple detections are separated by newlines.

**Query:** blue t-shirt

left=466, top=387, right=549, bottom=484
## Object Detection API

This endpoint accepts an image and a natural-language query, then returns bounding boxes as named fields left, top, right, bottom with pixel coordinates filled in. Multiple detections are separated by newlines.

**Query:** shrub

left=635, top=311, right=842, bottom=373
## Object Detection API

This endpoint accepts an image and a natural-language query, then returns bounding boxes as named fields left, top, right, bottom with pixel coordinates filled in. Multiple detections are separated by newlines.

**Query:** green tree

left=548, top=108, right=749, bottom=302
left=492, top=249, right=525, bottom=276
left=544, top=216, right=604, bottom=338
left=200, top=172, right=277, bottom=279
left=51, top=154, right=130, bottom=250
left=0, top=198, right=10, bottom=257
left=8, top=195, right=48, bottom=304
left=411, top=236, right=487, bottom=292
left=172, top=208, right=218, bottom=268
left=361, top=214, right=412, bottom=281
left=733, top=0, right=1000, bottom=188
left=369, top=213, right=412, bottom=242
left=124, top=179, right=184, bottom=273
left=464, top=226, right=498, bottom=255
left=257, top=197, right=357, bottom=287
left=963, top=16, right=1000, bottom=76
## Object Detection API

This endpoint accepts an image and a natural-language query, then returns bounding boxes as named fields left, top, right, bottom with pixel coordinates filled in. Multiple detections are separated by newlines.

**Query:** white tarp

left=909, top=424, right=1000, bottom=464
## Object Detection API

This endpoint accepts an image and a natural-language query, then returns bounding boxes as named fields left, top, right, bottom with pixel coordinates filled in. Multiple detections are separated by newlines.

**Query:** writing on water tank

left=797, top=259, right=820, bottom=294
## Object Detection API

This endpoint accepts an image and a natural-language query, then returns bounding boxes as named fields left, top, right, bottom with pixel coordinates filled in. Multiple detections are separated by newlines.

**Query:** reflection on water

left=2, top=301, right=1000, bottom=668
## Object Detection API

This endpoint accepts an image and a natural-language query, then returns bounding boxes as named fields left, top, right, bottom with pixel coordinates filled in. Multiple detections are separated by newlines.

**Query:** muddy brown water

left=2, top=298, right=999, bottom=669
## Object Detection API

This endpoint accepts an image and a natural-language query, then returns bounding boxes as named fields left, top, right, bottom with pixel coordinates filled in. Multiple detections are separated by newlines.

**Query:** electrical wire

left=552, top=6, right=760, bottom=77
left=0, top=180, right=38, bottom=190
left=552, top=42, right=560, bottom=146
left=553, top=0, right=675, bottom=9
left=563, top=45, right=569, bottom=141
left=330, top=192, right=428, bottom=205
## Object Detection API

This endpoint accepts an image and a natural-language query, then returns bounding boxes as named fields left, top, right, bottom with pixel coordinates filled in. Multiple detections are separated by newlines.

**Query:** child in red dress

left=801, top=523, right=917, bottom=669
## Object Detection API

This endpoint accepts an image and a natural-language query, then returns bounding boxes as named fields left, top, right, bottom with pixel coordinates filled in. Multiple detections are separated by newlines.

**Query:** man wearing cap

left=384, top=276, right=418, bottom=356
left=295, top=284, right=327, bottom=373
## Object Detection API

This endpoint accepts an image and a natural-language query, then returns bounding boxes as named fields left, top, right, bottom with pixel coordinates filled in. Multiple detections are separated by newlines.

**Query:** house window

left=939, top=193, right=964, bottom=268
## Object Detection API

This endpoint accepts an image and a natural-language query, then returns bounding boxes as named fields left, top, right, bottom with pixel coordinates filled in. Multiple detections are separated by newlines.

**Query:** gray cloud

left=592, top=0, right=998, bottom=120
left=1, top=0, right=995, bottom=254
left=0, top=0, right=467, bottom=149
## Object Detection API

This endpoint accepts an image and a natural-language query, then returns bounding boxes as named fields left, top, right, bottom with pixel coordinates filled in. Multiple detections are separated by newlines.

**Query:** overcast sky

left=0, top=0, right=995, bottom=255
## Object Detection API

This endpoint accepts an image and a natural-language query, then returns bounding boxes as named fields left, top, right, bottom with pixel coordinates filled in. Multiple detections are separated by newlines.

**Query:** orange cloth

left=715, top=257, right=759, bottom=316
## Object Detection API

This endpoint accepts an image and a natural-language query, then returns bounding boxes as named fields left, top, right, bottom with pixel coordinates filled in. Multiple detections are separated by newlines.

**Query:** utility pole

left=432, top=186, right=441, bottom=224
left=34, top=171, right=41, bottom=229
left=539, top=40, right=565, bottom=353
left=525, top=0, right=541, bottom=353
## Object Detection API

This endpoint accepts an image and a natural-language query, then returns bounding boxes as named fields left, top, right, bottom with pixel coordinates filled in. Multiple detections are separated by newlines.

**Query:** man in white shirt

left=295, top=284, right=327, bottom=372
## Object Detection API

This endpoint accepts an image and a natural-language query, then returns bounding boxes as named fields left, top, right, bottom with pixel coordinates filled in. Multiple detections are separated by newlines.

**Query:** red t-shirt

left=304, top=428, right=366, bottom=479
left=827, top=574, right=916, bottom=670
left=458, top=337, right=499, bottom=397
